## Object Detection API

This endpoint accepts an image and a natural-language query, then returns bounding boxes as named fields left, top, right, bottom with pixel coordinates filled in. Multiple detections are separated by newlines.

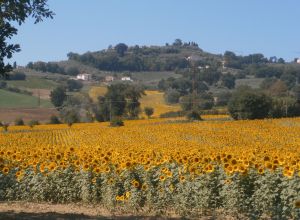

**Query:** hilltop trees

left=0, top=0, right=54, bottom=77
left=115, top=43, right=128, bottom=57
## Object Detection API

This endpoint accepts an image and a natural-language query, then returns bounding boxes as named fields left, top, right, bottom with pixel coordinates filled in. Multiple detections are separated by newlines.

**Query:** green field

left=0, top=89, right=52, bottom=108
left=6, top=76, right=59, bottom=89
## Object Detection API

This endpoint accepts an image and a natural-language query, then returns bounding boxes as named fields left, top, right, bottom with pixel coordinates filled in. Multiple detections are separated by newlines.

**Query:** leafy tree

left=49, top=115, right=61, bottom=124
left=292, top=85, right=300, bottom=102
left=0, top=0, right=54, bottom=77
left=125, top=85, right=145, bottom=119
left=60, top=108, right=80, bottom=127
left=197, top=69, right=221, bottom=86
left=66, top=79, right=83, bottom=91
left=277, top=58, right=285, bottom=64
left=115, top=43, right=128, bottom=57
left=180, top=93, right=214, bottom=112
left=144, top=107, right=154, bottom=118
left=50, top=86, right=66, bottom=108
left=221, top=73, right=236, bottom=89
left=173, top=39, right=183, bottom=46
left=94, top=84, right=145, bottom=121
left=280, top=73, right=296, bottom=89
left=215, top=91, right=232, bottom=106
left=270, top=97, right=300, bottom=118
left=228, top=89, right=272, bottom=120
left=268, top=80, right=288, bottom=97
left=164, top=89, right=181, bottom=104
left=65, top=66, right=80, bottom=76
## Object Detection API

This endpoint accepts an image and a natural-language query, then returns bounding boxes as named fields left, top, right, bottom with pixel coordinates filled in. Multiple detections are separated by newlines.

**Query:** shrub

left=15, top=118, right=24, bottom=126
left=186, top=110, right=202, bottom=121
left=28, top=120, right=39, bottom=128
left=0, top=81, right=7, bottom=89
left=49, top=115, right=61, bottom=124
left=159, top=111, right=185, bottom=118
left=144, top=107, right=154, bottom=118
left=0, top=122, right=9, bottom=132
left=9, top=72, right=26, bottom=80
left=110, top=117, right=124, bottom=127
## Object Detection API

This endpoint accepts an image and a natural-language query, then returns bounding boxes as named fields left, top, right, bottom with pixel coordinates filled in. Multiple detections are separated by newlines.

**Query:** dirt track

left=0, top=202, right=185, bottom=220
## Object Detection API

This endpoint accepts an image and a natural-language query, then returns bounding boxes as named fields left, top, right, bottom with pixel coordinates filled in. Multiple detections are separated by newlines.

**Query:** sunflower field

left=0, top=117, right=300, bottom=218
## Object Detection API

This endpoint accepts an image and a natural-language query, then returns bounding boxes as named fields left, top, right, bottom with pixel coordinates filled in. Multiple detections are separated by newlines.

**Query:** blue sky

left=8, top=0, right=300, bottom=65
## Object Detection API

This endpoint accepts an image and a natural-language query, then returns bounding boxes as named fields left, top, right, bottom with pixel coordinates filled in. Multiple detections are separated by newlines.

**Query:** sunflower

left=2, top=166, right=9, bottom=175
left=179, top=175, right=186, bottom=182
left=159, top=175, right=166, bottom=182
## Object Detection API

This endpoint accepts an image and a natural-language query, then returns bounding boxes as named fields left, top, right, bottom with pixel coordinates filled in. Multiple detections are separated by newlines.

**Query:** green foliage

left=94, top=84, right=145, bottom=121
left=0, top=81, right=7, bottom=89
left=28, top=120, right=39, bottom=128
left=49, top=115, right=61, bottom=124
left=270, top=97, right=300, bottom=118
left=228, top=88, right=272, bottom=120
left=144, top=107, right=154, bottom=118
left=115, top=43, right=128, bottom=57
left=1, top=167, right=299, bottom=219
left=8, top=72, right=26, bottom=80
left=66, top=79, right=83, bottom=92
left=186, top=110, right=202, bottom=121
left=180, top=93, right=214, bottom=112
left=110, top=117, right=124, bottom=127
left=60, top=108, right=80, bottom=127
left=14, top=118, right=24, bottom=126
left=0, top=0, right=54, bottom=76
left=214, top=91, right=232, bottom=106
left=50, top=86, right=66, bottom=108
left=164, top=89, right=181, bottom=104
left=26, top=61, right=65, bottom=74
left=221, top=73, right=236, bottom=89
left=159, top=111, right=185, bottom=118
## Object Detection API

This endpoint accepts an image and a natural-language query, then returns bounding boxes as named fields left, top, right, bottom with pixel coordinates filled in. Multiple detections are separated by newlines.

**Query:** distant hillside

left=66, top=41, right=222, bottom=72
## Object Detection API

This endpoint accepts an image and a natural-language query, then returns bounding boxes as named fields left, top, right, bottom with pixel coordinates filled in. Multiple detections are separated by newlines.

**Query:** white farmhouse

left=76, top=73, right=92, bottom=81
left=121, top=76, right=132, bottom=81
left=297, top=58, right=300, bottom=64
left=105, top=75, right=114, bottom=82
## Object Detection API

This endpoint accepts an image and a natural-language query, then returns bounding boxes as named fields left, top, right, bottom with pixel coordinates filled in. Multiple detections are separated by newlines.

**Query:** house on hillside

left=186, top=54, right=202, bottom=62
left=105, top=75, right=114, bottom=82
left=121, top=76, right=133, bottom=81
left=297, top=58, right=300, bottom=64
left=77, top=73, right=92, bottom=81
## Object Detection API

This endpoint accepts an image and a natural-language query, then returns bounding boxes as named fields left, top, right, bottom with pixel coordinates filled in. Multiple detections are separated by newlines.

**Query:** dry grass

left=140, top=90, right=180, bottom=117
